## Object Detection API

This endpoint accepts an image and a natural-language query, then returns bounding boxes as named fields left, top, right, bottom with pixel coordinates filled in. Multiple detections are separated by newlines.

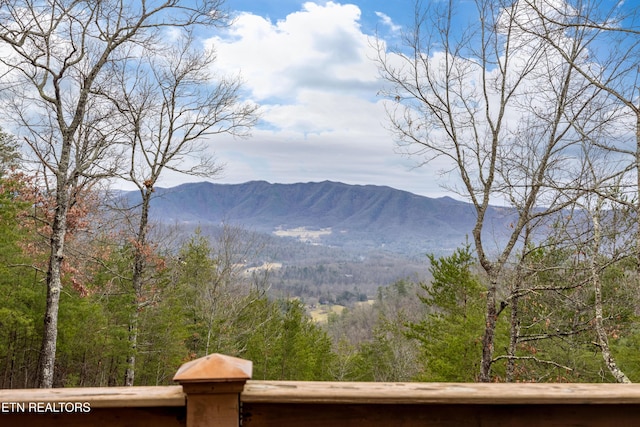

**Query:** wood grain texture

left=242, top=380, right=640, bottom=404
left=0, top=386, right=185, bottom=408
left=6, top=381, right=640, bottom=427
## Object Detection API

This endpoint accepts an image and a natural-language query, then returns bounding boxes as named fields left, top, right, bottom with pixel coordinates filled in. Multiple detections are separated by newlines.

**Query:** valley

left=127, top=180, right=516, bottom=303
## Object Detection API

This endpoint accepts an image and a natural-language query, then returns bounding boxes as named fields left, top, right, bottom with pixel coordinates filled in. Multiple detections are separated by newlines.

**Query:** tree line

left=0, top=0, right=256, bottom=388
left=375, top=0, right=640, bottom=382
left=0, top=174, right=334, bottom=387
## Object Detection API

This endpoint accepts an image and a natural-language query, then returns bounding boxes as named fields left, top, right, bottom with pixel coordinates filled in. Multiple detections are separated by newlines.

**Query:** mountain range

left=130, top=180, right=518, bottom=256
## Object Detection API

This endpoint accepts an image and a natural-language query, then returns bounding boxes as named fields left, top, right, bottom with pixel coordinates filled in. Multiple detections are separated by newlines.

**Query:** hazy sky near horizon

left=157, top=0, right=460, bottom=198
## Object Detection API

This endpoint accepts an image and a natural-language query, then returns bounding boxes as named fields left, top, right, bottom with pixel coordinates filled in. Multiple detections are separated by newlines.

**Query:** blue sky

left=154, top=0, right=458, bottom=198
left=224, top=0, right=416, bottom=34
left=145, top=0, right=640, bottom=201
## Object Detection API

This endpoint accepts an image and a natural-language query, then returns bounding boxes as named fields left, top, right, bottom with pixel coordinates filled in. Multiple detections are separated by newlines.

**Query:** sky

left=158, top=0, right=457, bottom=198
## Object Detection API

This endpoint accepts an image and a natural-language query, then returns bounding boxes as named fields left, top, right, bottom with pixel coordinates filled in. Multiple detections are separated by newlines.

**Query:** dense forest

left=2, top=0, right=640, bottom=387
left=2, top=135, right=640, bottom=386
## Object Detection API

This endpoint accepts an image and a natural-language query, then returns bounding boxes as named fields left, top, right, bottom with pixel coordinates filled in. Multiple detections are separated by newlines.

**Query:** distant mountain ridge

left=131, top=181, right=517, bottom=255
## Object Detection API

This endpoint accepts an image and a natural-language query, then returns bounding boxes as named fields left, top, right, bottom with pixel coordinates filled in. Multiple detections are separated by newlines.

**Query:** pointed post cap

left=173, top=353, right=253, bottom=384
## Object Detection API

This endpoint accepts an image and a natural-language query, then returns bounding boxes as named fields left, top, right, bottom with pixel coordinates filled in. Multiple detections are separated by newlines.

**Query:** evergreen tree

left=243, top=299, right=334, bottom=381
left=407, top=246, right=487, bottom=381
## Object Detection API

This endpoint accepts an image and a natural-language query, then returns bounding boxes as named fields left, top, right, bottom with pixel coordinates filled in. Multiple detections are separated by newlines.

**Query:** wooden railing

left=2, top=353, right=640, bottom=426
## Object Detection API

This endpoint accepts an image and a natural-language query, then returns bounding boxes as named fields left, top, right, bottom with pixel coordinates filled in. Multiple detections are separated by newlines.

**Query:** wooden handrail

left=3, top=380, right=640, bottom=408
left=241, top=380, right=640, bottom=404
left=0, top=385, right=185, bottom=408
left=3, top=354, right=640, bottom=427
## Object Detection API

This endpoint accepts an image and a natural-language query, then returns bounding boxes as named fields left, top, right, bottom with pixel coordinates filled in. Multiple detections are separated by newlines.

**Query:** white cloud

left=207, top=2, right=377, bottom=103
left=375, top=11, right=401, bottom=33
left=200, top=1, right=610, bottom=201
left=193, top=2, right=452, bottom=197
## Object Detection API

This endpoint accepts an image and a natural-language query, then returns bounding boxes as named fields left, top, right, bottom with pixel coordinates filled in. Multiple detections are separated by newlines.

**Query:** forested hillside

left=3, top=157, right=640, bottom=386
left=133, top=180, right=516, bottom=256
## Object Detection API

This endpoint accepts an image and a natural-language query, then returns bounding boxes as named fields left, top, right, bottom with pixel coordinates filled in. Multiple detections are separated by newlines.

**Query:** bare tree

left=0, top=0, right=229, bottom=388
left=586, top=193, right=631, bottom=383
left=200, top=225, right=271, bottom=356
left=522, top=0, right=640, bottom=272
left=376, top=0, right=598, bottom=381
left=514, top=0, right=640, bottom=382
left=105, top=35, right=257, bottom=385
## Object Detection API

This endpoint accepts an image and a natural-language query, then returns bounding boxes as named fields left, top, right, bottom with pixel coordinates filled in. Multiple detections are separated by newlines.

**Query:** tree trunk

left=124, top=308, right=139, bottom=386
left=591, top=202, right=631, bottom=383
left=124, top=188, right=152, bottom=386
left=37, top=184, right=71, bottom=388
left=479, top=276, right=498, bottom=382
left=506, top=292, right=520, bottom=382
left=593, top=272, right=630, bottom=383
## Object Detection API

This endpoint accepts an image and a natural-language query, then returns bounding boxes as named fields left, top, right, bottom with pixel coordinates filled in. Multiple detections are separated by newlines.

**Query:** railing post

left=174, top=353, right=252, bottom=427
